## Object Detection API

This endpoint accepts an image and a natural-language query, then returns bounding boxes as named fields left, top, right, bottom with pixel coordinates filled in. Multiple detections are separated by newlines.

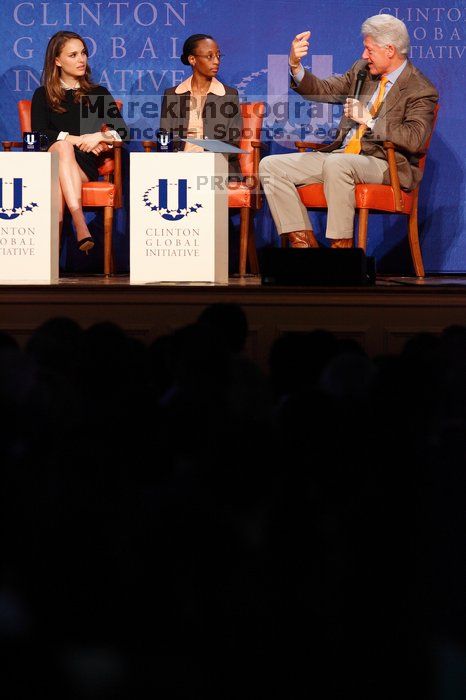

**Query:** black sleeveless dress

left=31, top=85, right=127, bottom=181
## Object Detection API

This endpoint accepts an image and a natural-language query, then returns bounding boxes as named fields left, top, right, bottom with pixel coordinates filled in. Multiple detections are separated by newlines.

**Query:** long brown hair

left=42, top=31, right=98, bottom=113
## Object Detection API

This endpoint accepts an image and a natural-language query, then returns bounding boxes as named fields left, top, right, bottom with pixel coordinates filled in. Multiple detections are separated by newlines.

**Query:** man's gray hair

left=361, top=14, right=410, bottom=56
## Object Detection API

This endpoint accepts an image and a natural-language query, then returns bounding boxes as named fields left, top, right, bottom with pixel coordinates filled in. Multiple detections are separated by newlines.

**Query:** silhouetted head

left=197, top=303, right=248, bottom=354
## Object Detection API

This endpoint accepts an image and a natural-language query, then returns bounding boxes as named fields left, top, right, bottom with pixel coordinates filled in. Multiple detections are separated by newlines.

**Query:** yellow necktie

left=344, top=76, right=389, bottom=154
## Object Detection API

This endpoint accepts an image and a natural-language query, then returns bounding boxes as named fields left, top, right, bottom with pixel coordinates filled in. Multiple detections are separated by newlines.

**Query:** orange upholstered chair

left=143, top=101, right=266, bottom=276
left=2, top=99, right=123, bottom=276
left=292, top=104, right=439, bottom=278
left=228, top=101, right=266, bottom=276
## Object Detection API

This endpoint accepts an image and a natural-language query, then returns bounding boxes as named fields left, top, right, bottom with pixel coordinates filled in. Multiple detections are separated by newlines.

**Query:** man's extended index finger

left=295, top=30, right=311, bottom=42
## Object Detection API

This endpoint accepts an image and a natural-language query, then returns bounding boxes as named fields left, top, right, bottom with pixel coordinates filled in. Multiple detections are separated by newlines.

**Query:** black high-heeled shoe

left=77, top=236, right=95, bottom=253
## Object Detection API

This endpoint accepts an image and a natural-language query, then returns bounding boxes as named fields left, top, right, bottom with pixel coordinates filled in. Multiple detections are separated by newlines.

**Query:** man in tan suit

left=259, top=14, right=438, bottom=248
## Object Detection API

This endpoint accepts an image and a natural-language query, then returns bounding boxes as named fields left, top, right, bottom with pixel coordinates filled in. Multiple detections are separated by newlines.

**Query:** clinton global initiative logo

left=235, top=54, right=341, bottom=150
left=0, top=178, right=38, bottom=220
left=143, top=179, right=202, bottom=222
left=235, top=54, right=339, bottom=147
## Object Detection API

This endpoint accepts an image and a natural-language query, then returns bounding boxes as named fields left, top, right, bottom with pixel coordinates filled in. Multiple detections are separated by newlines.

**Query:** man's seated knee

left=258, top=155, right=272, bottom=173
left=322, top=153, right=352, bottom=174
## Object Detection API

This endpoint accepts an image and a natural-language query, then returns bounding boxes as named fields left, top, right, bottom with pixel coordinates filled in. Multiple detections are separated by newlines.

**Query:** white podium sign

left=130, top=152, right=228, bottom=283
left=0, top=152, right=59, bottom=284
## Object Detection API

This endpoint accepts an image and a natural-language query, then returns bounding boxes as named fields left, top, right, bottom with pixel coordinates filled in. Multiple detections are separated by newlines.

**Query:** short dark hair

left=180, top=34, right=214, bottom=65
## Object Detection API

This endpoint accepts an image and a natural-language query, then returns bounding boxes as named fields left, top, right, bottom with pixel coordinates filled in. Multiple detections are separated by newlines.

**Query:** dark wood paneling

left=1, top=276, right=466, bottom=367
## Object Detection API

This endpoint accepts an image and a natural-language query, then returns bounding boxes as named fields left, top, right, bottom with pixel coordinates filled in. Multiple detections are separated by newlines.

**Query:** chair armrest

left=142, top=141, right=156, bottom=153
left=249, top=141, right=267, bottom=209
left=1, top=141, right=23, bottom=151
left=383, top=141, right=404, bottom=212
left=294, top=141, right=329, bottom=153
left=251, top=140, right=269, bottom=151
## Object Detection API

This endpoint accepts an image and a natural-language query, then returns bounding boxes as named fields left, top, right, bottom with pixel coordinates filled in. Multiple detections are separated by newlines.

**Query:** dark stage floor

left=29, top=273, right=466, bottom=288
left=2, top=274, right=466, bottom=368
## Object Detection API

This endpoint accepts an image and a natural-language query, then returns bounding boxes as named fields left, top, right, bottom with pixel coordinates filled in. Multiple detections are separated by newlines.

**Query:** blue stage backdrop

left=0, top=0, right=464, bottom=273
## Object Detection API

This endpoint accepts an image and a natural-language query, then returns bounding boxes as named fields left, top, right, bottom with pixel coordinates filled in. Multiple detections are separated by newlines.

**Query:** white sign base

left=130, top=152, right=229, bottom=283
left=0, top=152, right=59, bottom=284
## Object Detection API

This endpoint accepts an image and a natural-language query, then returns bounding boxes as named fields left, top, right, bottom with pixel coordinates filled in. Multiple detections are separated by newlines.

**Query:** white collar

left=60, top=78, right=80, bottom=90
left=383, top=59, right=408, bottom=86
left=175, top=75, right=225, bottom=96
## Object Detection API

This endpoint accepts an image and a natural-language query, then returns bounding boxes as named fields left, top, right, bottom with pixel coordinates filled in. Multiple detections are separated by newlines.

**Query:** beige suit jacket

left=292, top=59, right=439, bottom=191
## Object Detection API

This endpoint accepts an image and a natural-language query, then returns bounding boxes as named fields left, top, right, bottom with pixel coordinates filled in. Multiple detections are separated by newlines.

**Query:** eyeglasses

left=192, top=52, right=224, bottom=61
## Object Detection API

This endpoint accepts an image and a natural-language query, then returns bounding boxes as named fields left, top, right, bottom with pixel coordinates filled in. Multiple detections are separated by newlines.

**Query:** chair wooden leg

left=357, top=209, right=369, bottom=252
left=239, top=207, right=249, bottom=276
left=281, top=234, right=287, bottom=248
left=247, top=213, right=260, bottom=275
left=407, top=193, right=425, bottom=278
left=104, top=206, right=114, bottom=277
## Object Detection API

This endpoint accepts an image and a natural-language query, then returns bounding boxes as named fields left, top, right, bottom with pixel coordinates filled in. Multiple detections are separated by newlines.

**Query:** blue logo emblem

left=143, top=179, right=202, bottom=222
left=0, top=178, right=38, bottom=220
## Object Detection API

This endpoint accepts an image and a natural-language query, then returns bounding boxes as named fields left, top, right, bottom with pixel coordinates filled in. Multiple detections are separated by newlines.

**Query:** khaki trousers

left=259, top=150, right=389, bottom=240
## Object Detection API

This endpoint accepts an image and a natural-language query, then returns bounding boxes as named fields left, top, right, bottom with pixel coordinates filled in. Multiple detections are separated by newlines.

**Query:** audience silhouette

left=0, top=306, right=464, bottom=698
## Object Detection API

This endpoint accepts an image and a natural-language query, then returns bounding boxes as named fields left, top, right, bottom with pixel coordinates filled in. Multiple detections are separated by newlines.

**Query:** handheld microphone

left=354, top=69, right=367, bottom=100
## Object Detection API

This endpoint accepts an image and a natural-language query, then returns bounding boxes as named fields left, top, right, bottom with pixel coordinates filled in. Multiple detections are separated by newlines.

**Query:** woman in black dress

left=32, top=31, right=127, bottom=252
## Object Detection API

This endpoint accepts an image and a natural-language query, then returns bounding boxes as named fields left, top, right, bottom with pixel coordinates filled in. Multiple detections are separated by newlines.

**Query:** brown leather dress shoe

left=330, top=238, right=353, bottom=249
left=287, top=230, right=320, bottom=248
